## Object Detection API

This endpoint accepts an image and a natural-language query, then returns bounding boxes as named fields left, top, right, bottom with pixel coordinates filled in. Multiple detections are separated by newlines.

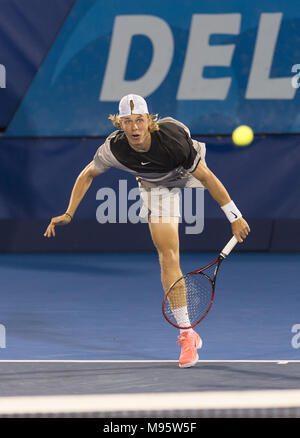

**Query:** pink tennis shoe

left=176, top=330, right=202, bottom=368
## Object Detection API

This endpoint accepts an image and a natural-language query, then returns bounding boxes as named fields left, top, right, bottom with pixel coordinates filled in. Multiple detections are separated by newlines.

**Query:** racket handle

left=220, top=236, right=238, bottom=258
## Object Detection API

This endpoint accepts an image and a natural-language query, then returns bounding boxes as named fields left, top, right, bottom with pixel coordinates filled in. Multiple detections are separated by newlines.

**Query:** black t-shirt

left=110, top=119, right=197, bottom=173
left=93, top=117, right=203, bottom=184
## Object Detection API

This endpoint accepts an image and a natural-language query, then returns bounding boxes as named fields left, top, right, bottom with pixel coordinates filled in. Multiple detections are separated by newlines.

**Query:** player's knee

left=158, top=247, right=179, bottom=268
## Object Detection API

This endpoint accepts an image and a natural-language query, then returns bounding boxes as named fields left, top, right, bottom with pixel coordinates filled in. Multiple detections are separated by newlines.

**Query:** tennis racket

left=162, top=236, right=238, bottom=329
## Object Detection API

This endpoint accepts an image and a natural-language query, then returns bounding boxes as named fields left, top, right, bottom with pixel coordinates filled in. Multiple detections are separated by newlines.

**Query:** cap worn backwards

left=119, top=94, right=149, bottom=117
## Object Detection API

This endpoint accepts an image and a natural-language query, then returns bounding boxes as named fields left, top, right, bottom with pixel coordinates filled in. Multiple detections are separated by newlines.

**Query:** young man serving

left=44, top=94, right=250, bottom=368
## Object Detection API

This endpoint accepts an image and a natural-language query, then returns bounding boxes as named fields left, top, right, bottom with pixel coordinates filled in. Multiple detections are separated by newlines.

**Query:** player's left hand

left=231, top=218, right=250, bottom=243
left=43, top=213, right=72, bottom=238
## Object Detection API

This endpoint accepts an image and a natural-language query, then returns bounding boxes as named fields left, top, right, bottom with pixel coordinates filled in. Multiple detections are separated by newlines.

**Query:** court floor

left=0, top=252, right=299, bottom=361
left=0, top=360, right=300, bottom=396
left=0, top=360, right=300, bottom=417
left=0, top=252, right=300, bottom=416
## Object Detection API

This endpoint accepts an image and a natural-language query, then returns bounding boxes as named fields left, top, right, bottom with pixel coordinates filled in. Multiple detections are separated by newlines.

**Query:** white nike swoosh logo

left=141, top=162, right=151, bottom=165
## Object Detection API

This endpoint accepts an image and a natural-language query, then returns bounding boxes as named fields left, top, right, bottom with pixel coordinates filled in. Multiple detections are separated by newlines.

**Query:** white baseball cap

left=118, top=94, right=149, bottom=117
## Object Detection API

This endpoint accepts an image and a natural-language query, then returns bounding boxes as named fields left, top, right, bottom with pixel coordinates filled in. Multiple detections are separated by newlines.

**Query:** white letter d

left=99, top=15, right=174, bottom=100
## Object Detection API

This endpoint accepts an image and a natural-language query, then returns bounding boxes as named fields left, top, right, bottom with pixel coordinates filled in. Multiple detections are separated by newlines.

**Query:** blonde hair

left=108, top=113, right=160, bottom=133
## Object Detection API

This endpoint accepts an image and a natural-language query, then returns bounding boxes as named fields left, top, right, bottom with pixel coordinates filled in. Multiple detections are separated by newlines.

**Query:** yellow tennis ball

left=232, top=125, right=254, bottom=146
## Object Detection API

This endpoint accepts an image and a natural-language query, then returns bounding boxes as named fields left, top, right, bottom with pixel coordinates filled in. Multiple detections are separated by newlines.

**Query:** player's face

left=120, top=114, right=151, bottom=152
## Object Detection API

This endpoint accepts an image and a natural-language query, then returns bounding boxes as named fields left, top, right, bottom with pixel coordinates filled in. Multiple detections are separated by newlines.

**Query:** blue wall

left=1, top=134, right=299, bottom=252
left=0, top=1, right=299, bottom=252
left=0, top=0, right=75, bottom=128
left=3, top=0, right=300, bottom=136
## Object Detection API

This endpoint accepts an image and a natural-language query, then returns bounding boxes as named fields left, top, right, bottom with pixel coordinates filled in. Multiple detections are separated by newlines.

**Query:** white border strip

left=0, top=360, right=299, bottom=363
left=0, top=390, right=300, bottom=415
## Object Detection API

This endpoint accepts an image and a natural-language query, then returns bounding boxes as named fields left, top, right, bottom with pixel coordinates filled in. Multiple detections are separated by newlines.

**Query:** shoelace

left=176, top=333, right=194, bottom=346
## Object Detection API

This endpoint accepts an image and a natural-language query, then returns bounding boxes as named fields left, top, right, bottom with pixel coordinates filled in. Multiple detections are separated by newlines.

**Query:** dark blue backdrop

left=0, top=1, right=299, bottom=252
left=0, top=0, right=75, bottom=128
left=2, top=0, right=300, bottom=136
left=1, top=133, right=299, bottom=252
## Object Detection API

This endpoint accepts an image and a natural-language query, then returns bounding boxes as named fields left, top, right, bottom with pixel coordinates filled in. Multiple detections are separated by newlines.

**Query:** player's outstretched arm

left=43, top=161, right=100, bottom=238
left=191, top=161, right=250, bottom=242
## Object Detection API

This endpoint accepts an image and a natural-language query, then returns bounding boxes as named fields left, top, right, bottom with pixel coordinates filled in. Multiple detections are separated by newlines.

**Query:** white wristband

left=221, top=200, right=242, bottom=223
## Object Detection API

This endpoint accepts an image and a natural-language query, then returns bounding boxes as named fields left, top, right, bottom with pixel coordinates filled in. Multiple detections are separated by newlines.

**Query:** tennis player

left=44, top=94, right=250, bottom=368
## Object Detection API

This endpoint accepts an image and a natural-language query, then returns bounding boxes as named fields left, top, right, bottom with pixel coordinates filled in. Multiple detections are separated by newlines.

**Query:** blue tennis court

left=1, top=0, right=300, bottom=419
left=1, top=252, right=299, bottom=361
left=1, top=251, right=300, bottom=417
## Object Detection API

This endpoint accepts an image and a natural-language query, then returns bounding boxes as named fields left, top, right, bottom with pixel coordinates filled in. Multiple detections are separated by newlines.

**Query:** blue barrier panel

left=0, top=0, right=75, bottom=128
left=1, top=134, right=299, bottom=220
left=0, top=218, right=274, bottom=253
left=4, top=0, right=300, bottom=136
left=0, top=133, right=299, bottom=252
left=270, top=219, right=300, bottom=252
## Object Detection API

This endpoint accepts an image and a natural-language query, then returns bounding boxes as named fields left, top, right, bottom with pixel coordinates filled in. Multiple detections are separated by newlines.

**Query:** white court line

left=0, top=359, right=299, bottom=363
left=0, top=390, right=300, bottom=415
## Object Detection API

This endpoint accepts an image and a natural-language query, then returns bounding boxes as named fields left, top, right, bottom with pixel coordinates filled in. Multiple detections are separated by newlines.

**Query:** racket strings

left=164, top=263, right=216, bottom=328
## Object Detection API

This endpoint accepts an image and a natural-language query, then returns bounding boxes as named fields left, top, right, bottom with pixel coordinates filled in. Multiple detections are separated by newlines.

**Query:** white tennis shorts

left=139, top=184, right=182, bottom=218
left=138, top=142, right=207, bottom=218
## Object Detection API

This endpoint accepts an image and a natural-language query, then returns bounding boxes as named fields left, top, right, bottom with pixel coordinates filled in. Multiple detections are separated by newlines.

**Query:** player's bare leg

left=148, top=216, right=195, bottom=324
left=148, top=217, right=202, bottom=368
left=148, top=216, right=182, bottom=299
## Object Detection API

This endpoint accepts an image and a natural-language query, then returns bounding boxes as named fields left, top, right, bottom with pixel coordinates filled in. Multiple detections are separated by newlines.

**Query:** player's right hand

left=43, top=213, right=72, bottom=238
left=231, top=217, right=250, bottom=243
